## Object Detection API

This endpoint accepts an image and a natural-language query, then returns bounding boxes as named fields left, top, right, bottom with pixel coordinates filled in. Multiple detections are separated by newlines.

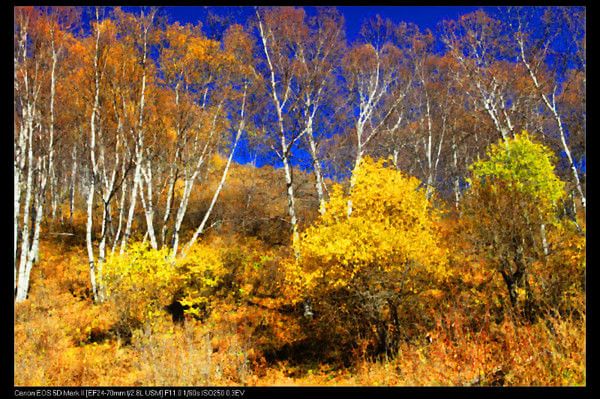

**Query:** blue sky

left=161, top=6, right=500, bottom=41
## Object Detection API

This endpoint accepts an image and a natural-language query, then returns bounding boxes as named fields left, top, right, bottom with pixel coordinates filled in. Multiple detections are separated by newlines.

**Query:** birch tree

left=14, top=7, right=74, bottom=302
left=292, top=7, right=346, bottom=215
left=441, top=11, right=519, bottom=143
left=14, top=7, right=49, bottom=302
left=511, top=7, right=586, bottom=214
left=158, top=21, right=229, bottom=256
left=342, top=16, right=413, bottom=215
left=84, top=7, right=110, bottom=302
left=184, top=24, right=258, bottom=253
left=255, top=6, right=309, bottom=250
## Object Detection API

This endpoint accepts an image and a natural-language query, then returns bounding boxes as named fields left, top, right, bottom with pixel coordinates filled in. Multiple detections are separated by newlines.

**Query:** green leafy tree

left=464, top=131, right=565, bottom=320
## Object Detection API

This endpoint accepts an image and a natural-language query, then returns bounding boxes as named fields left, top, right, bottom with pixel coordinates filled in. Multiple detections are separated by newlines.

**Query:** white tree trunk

left=452, top=136, right=461, bottom=210
left=160, top=165, right=176, bottom=248
left=112, top=166, right=128, bottom=255
left=424, top=88, right=434, bottom=199
left=184, top=87, right=247, bottom=255
left=20, top=155, right=49, bottom=301
left=85, top=179, right=98, bottom=301
left=48, top=42, right=57, bottom=222
left=139, top=162, right=158, bottom=250
left=96, top=199, right=110, bottom=302
left=14, top=15, right=29, bottom=294
left=517, top=34, right=585, bottom=212
left=540, top=223, right=549, bottom=256
left=257, top=10, right=300, bottom=251
left=306, top=125, right=326, bottom=216
left=14, top=123, right=26, bottom=292
left=184, top=129, right=243, bottom=255
left=347, top=137, right=363, bottom=218
left=15, top=105, right=35, bottom=303
left=120, top=159, right=140, bottom=254
left=86, top=10, right=101, bottom=302
left=69, top=146, right=77, bottom=224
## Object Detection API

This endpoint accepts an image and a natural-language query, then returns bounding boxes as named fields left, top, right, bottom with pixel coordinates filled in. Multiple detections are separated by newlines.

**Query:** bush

left=286, top=157, right=449, bottom=357
left=101, top=243, right=179, bottom=328
left=101, top=242, right=228, bottom=329
left=177, top=243, right=228, bottom=319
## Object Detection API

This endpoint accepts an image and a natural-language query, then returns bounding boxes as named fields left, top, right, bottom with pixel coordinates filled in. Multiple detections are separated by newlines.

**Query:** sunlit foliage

left=287, top=157, right=449, bottom=355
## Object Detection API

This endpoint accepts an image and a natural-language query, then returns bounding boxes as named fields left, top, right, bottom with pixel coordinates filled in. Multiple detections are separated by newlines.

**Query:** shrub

left=177, top=243, right=228, bottom=319
left=286, top=157, right=449, bottom=357
left=101, top=243, right=179, bottom=328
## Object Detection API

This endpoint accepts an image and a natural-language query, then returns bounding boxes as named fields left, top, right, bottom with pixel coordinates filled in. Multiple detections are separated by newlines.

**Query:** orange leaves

left=185, top=36, right=221, bottom=66
left=93, top=17, right=117, bottom=38
left=261, top=7, right=309, bottom=44
left=343, top=43, right=378, bottom=77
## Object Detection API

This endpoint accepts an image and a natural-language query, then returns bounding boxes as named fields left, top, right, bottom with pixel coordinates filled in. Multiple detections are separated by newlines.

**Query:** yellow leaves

left=102, top=243, right=179, bottom=324
left=420, top=289, right=446, bottom=300
left=292, top=156, right=449, bottom=299
left=94, top=18, right=117, bottom=37
left=165, top=126, right=177, bottom=142
left=101, top=241, right=235, bottom=323
left=210, top=152, right=228, bottom=170
left=187, top=36, right=220, bottom=62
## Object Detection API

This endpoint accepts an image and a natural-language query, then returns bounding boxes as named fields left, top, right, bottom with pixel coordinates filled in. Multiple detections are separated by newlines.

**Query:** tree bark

left=184, top=86, right=247, bottom=255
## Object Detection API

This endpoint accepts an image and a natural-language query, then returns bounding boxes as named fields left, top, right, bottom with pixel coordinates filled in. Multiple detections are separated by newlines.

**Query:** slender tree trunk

left=14, top=160, right=21, bottom=294
left=112, top=165, right=128, bottom=255
left=14, top=21, right=27, bottom=295
left=160, top=165, right=177, bottom=248
left=69, top=146, right=77, bottom=225
left=16, top=106, right=35, bottom=303
left=96, top=199, right=110, bottom=302
left=120, top=160, right=140, bottom=254
left=517, top=34, right=585, bottom=213
left=420, top=80, right=435, bottom=200
left=184, top=87, right=247, bottom=255
left=139, top=163, right=158, bottom=250
left=47, top=22, right=59, bottom=223
left=171, top=108, right=218, bottom=255
left=120, top=10, right=154, bottom=253
left=540, top=223, right=549, bottom=256
left=257, top=11, right=300, bottom=252
left=22, top=155, right=48, bottom=301
left=85, top=179, right=98, bottom=301
left=452, top=136, right=461, bottom=210
left=86, top=11, right=101, bottom=302
left=347, top=137, right=363, bottom=218
left=14, top=124, right=26, bottom=292
left=281, top=145, right=300, bottom=250
left=552, top=103, right=585, bottom=212
left=306, top=126, right=326, bottom=215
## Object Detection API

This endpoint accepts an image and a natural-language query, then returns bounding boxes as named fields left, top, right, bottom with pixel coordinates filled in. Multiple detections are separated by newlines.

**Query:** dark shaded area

left=262, top=337, right=354, bottom=370
left=164, top=300, right=186, bottom=324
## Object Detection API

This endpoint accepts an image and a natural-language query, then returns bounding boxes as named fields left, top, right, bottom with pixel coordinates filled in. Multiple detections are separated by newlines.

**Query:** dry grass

left=14, top=239, right=585, bottom=386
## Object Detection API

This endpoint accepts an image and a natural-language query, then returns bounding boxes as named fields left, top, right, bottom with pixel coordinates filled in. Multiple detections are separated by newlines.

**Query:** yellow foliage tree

left=101, top=242, right=227, bottom=329
left=286, top=157, right=448, bottom=356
